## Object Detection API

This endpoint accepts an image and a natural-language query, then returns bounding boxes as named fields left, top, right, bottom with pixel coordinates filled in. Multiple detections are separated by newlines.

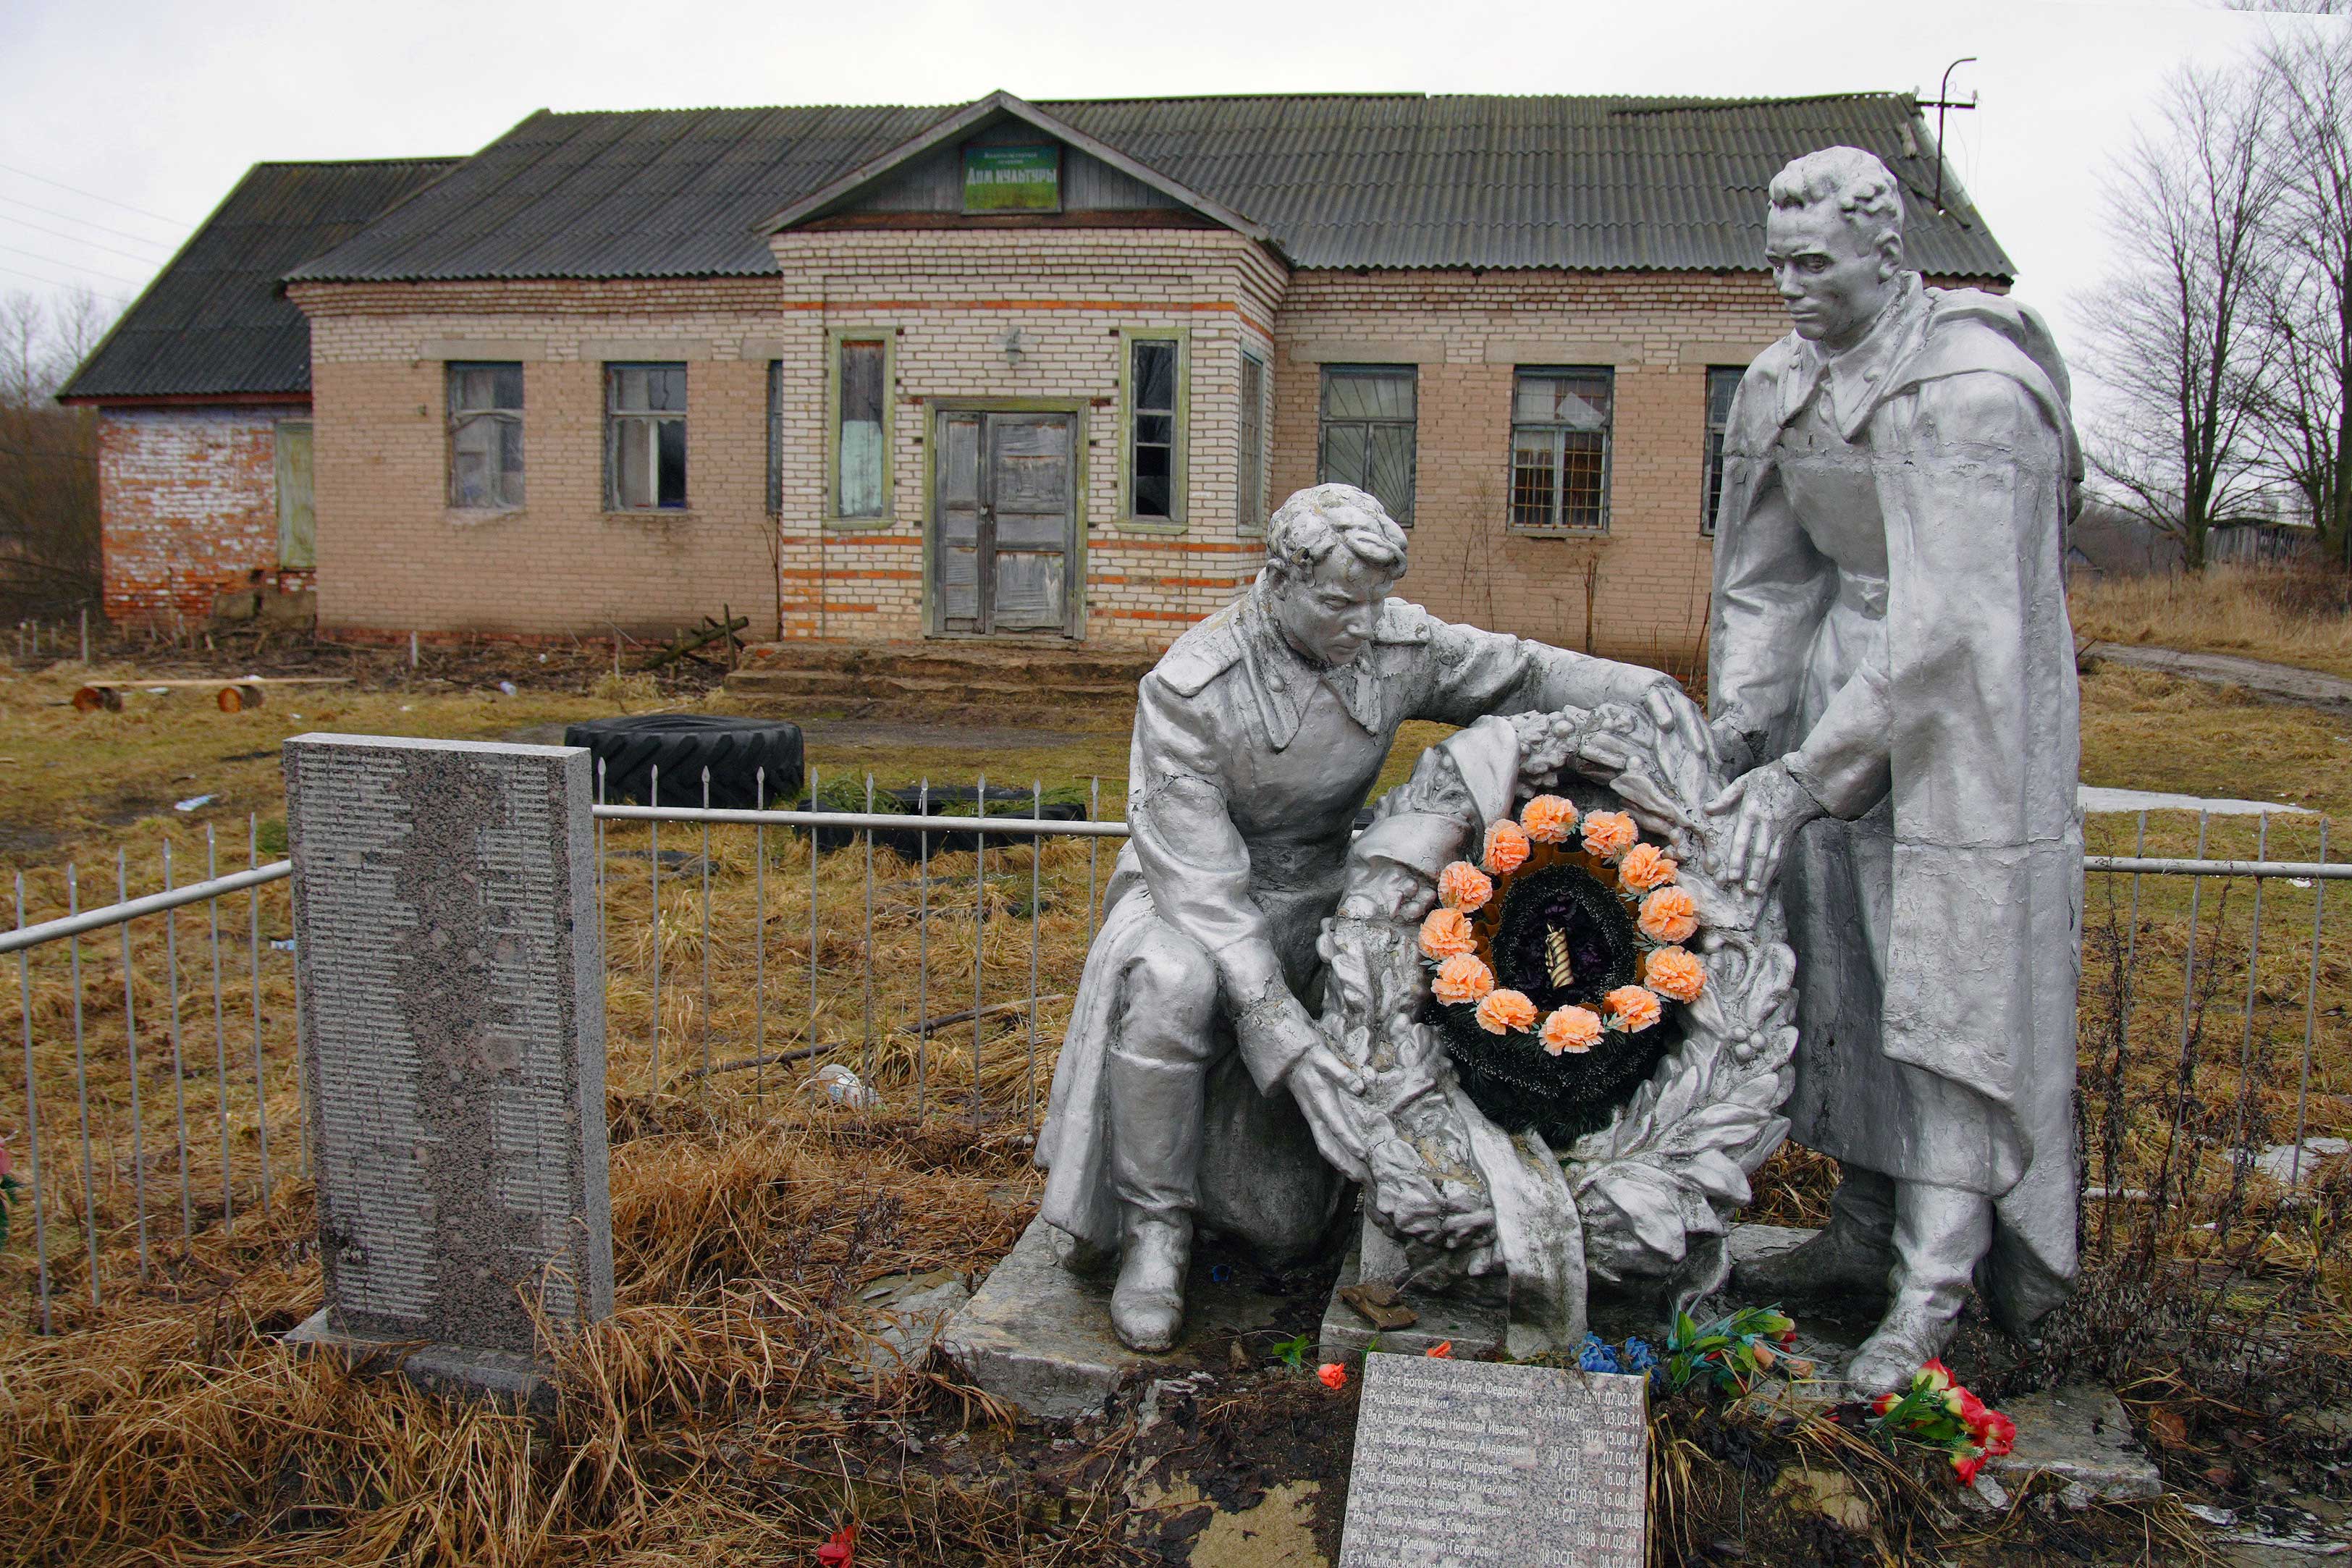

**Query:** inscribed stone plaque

left=1338, top=1354, right=1646, bottom=1568
left=282, top=735, right=611, bottom=1398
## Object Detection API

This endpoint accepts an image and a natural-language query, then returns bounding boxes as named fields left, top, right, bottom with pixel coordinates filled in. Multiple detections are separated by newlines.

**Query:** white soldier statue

left=1034, top=484, right=1711, bottom=1352
left=1705, top=147, right=2083, bottom=1392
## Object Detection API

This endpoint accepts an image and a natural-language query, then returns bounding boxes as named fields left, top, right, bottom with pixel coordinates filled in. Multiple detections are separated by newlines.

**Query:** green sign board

left=964, top=145, right=1061, bottom=213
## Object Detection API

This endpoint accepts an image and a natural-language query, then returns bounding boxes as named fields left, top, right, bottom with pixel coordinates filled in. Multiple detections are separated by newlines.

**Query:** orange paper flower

left=1540, top=1005, right=1603, bottom=1055
left=1418, top=906, right=1478, bottom=960
left=1437, top=861, right=1493, bottom=914
left=1637, top=886, right=1699, bottom=944
left=1520, top=795, right=1579, bottom=844
left=1475, top=988, right=1538, bottom=1034
left=1617, top=842, right=1679, bottom=893
left=1426, top=1340, right=1454, bottom=1359
left=1317, top=1362, right=1348, bottom=1390
left=1643, top=945, right=1707, bottom=1003
left=1580, top=810, right=1638, bottom=861
left=1432, top=953, right=1496, bottom=1006
left=1483, top=819, right=1530, bottom=876
left=1604, top=985, right=1663, bottom=1033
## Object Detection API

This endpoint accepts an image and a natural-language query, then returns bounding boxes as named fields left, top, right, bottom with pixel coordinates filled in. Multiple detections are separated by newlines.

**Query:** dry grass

left=2069, top=562, right=2352, bottom=681
left=3, top=649, right=2351, bottom=1563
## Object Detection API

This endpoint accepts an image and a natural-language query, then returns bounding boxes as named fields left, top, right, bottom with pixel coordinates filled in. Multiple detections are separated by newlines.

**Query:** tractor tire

left=561, top=715, right=805, bottom=809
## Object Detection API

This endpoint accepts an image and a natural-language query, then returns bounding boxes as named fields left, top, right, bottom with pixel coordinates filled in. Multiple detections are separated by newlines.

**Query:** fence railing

left=1, top=788, right=2340, bottom=1335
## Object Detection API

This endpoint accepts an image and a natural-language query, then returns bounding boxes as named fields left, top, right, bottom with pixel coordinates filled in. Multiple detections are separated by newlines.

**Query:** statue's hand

left=1282, top=1039, right=1376, bottom=1183
left=1703, top=759, right=1822, bottom=894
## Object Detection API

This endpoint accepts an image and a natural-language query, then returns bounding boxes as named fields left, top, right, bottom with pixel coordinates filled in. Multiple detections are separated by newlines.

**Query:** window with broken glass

left=1129, top=337, right=1180, bottom=520
left=605, top=363, right=687, bottom=511
left=1702, top=366, right=1742, bottom=536
left=1318, top=366, right=1417, bottom=525
left=1509, top=368, right=1613, bottom=532
left=447, top=362, right=523, bottom=509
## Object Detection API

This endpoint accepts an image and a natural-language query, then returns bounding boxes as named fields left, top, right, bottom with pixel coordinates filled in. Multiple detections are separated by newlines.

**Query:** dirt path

left=2088, top=641, right=2352, bottom=717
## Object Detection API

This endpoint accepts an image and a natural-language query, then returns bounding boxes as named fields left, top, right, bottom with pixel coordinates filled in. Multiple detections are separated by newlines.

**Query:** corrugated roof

left=288, top=90, right=2012, bottom=285
left=58, top=158, right=460, bottom=402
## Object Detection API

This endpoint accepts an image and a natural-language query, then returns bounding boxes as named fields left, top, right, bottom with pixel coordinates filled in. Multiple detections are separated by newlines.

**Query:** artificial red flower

left=1425, top=1341, right=1453, bottom=1359
left=1916, top=1358, right=1954, bottom=1393
left=1972, top=1411, right=2018, bottom=1458
left=1952, top=1453, right=1984, bottom=1486
left=1318, top=1362, right=1348, bottom=1390
left=1873, top=1392, right=1902, bottom=1416
left=1778, top=1330, right=1797, bottom=1345
left=816, top=1524, right=856, bottom=1566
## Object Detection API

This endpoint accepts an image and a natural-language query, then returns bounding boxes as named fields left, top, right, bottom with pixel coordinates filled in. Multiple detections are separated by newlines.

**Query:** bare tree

left=2249, top=29, right=2352, bottom=566
left=0, top=288, right=119, bottom=622
left=2081, top=64, right=2284, bottom=570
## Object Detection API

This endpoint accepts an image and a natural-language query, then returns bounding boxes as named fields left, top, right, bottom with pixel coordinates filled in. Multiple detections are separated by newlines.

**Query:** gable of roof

left=284, top=92, right=2014, bottom=286
left=758, top=90, right=1277, bottom=248
left=58, top=157, right=459, bottom=403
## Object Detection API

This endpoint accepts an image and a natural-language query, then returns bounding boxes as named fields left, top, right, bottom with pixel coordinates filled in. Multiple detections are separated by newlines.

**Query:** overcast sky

left=1, top=0, right=2338, bottom=382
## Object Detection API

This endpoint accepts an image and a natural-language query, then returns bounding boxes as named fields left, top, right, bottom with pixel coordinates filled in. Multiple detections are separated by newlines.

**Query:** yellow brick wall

left=290, top=254, right=2003, bottom=662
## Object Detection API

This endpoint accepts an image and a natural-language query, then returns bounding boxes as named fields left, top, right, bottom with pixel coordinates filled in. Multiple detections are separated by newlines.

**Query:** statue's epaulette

left=1150, top=603, right=1247, bottom=696
left=1373, top=598, right=1436, bottom=645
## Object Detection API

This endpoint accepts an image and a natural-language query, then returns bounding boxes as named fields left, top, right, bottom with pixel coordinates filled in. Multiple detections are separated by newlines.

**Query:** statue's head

left=1262, top=483, right=1408, bottom=669
left=1764, top=146, right=1908, bottom=351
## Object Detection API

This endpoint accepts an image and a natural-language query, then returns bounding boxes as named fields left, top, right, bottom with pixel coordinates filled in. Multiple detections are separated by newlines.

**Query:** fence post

left=280, top=733, right=611, bottom=1407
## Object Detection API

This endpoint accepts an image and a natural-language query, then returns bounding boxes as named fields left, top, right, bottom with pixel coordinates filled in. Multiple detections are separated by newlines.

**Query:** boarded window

left=606, top=363, right=687, bottom=511
left=1129, top=338, right=1179, bottom=519
left=835, top=340, right=885, bottom=518
left=1318, top=366, right=1417, bottom=525
left=1702, top=366, right=1742, bottom=535
left=1509, top=368, right=1613, bottom=531
left=275, top=420, right=314, bottom=569
left=447, top=362, right=524, bottom=509
left=1238, top=351, right=1268, bottom=534
left=766, top=360, right=785, bottom=517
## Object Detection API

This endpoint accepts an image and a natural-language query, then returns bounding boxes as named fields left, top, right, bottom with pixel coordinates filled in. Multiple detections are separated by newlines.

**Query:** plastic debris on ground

left=173, top=795, right=215, bottom=812
left=809, top=1063, right=882, bottom=1110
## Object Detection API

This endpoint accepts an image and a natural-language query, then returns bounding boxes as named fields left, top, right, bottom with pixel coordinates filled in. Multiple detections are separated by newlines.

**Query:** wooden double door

left=930, top=408, right=1079, bottom=637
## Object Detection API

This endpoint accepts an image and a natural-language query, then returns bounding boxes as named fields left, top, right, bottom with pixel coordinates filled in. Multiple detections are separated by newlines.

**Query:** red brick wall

left=97, top=405, right=309, bottom=625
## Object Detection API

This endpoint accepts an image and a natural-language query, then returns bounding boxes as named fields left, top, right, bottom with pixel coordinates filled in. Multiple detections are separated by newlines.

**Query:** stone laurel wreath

left=1317, top=700, right=1798, bottom=1315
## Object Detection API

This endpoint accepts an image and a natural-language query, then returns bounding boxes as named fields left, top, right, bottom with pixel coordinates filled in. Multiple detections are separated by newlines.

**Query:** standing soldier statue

left=1035, top=483, right=1709, bottom=1352
left=1705, top=147, right=2083, bottom=1392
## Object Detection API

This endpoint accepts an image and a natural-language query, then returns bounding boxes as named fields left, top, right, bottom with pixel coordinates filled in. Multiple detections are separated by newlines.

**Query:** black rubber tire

left=562, top=715, right=804, bottom=809
left=799, top=784, right=1086, bottom=856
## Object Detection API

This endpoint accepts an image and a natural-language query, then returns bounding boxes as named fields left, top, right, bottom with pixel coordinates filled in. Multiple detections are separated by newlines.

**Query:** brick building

left=69, top=92, right=2014, bottom=662
left=56, top=159, right=459, bottom=625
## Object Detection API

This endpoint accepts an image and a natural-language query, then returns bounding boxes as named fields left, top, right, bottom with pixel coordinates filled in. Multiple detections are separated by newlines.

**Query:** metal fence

left=1, top=784, right=2343, bottom=1333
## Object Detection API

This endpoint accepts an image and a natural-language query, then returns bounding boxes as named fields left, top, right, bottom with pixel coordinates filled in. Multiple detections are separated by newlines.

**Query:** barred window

left=447, top=362, right=523, bottom=509
left=1318, top=366, right=1417, bottom=525
left=1238, top=350, right=1268, bottom=533
left=605, top=363, right=686, bottom=511
left=1702, top=366, right=1742, bottom=536
left=1509, top=368, right=1612, bottom=531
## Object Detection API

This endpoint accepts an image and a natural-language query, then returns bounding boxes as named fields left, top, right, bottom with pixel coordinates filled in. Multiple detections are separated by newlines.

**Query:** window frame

left=602, top=362, right=688, bottom=513
left=1316, top=363, right=1419, bottom=526
left=1116, top=326, right=1189, bottom=530
left=1506, top=365, right=1616, bottom=536
left=444, top=361, right=525, bottom=512
left=274, top=418, right=314, bottom=569
left=1701, top=365, right=1744, bottom=536
left=826, top=330, right=895, bottom=526
left=1237, top=347, right=1269, bottom=536
left=766, top=359, right=785, bottom=518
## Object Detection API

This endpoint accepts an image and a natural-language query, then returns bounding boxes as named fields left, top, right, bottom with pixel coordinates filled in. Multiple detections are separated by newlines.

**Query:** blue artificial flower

left=1620, top=1336, right=1660, bottom=1374
left=1578, top=1333, right=1623, bottom=1374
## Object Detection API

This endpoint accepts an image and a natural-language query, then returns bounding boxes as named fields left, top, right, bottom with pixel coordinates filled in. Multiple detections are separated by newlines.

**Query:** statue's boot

left=1845, top=1181, right=1994, bottom=1397
left=1107, top=1040, right=1206, bottom=1354
left=1737, top=1167, right=1896, bottom=1302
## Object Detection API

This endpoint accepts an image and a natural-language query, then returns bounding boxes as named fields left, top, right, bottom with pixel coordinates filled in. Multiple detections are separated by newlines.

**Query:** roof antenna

left=1923, top=58, right=1978, bottom=214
